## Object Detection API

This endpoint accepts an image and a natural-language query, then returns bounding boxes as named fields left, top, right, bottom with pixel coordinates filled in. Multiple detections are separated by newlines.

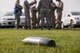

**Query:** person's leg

left=57, top=12, right=62, bottom=29
left=52, top=15, right=56, bottom=28
left=46, top=15, right=51, bottom=30
left=15, top=15, right=17, bottom=28
left=15, top=15, right=20, bottom=29
left=40, top=11, right=44, bottom=30
left=32, top=13, right=36, bottom=28
left=37, top=14, right=41, bottom=28
left=34, top=14, right=37, bottom=28
left=24, top=15, right=28, bottom=29
left=46, top=10, right=51, bottom=30
left=17, top=16, right=20, bottom=28
left=50, top=10, right=56, bottom=28
left=27, top=12, right=31, bottom=29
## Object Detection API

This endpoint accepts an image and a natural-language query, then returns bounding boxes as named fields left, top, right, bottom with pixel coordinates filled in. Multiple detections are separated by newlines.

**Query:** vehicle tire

left=70, top=19, right=74, bottom=28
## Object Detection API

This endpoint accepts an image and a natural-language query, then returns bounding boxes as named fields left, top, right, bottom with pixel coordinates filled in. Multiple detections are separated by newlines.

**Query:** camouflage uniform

left=56, top=0, right=63, bottom=29
left=24, top=0, right=36, bottom=29
left=50, top=2, right=56, bottom=28
left=31, top=5, right=37, bottom=28
left=37, top=0, right=53, bottom=30
left=37, top=10, right=41, bottom=28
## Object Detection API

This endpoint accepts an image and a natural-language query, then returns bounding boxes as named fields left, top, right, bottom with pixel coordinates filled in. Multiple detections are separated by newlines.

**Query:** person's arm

left=29, top=0, right=37, bottom=6
left=24, top=0, right=29, bottom=7
left=58, top=1, right=64, bottom=10
left=51, top=2, right=57, bottom=9
left=37, top=0, right=42, bottom=12
left=56, top=1, right=64, bottom=11
left=50, top=0, right=57, bottom=9
left=19, top=5, right=23, bottom=9
left=56, top=1, right=63, bottom=8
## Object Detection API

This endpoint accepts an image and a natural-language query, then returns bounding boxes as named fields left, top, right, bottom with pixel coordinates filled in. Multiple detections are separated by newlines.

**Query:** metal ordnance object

left=22, top=37, right=56, bottom=47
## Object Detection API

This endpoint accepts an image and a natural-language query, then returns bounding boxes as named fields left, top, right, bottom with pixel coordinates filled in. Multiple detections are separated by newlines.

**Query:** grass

left=0, top=28, right=80, bottom=53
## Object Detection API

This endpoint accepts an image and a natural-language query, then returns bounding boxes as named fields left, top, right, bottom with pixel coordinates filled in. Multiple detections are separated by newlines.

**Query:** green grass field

left=0, top=28, right=80, bottom=53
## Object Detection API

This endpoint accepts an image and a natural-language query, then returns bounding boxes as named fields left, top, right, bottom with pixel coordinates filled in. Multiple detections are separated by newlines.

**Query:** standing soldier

left=50, top=2, right=56, bottom=28
left=31, top=4, right=37, bottom=28
left=55, top=0, right=63, bottom=29
left=37, top=0, right=54, bottom=30
left=14, top=0, right=23, bottom=29
left=24, top=0, right=36, bottom=29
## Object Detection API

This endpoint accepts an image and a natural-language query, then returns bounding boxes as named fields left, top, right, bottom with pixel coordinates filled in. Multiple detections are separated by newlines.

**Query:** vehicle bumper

left=0, top=20, right=25, bottom=26
left=1, top=21, right=15, bottom=26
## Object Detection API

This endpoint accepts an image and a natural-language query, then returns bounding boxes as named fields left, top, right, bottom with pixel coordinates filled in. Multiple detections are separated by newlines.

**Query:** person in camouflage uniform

left=50, top=2, right=57, bottom=28
left=37, top=0, right=54, bottom=30
left=31, top=5, right=37, bottom=28
left=55, top=0, right=63, bottom=29
left=24, top=0, right=36, bottom=29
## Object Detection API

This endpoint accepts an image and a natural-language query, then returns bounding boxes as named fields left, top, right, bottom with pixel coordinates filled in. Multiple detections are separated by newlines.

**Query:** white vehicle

left=0, top=12, right=25, bottom=27
left=62, top=12, right=80, bottom=28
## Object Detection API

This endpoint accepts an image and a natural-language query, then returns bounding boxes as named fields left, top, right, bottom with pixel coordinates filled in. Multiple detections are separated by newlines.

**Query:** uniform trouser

left=50, top=9, right=56, bottom=28
left=31, top=12, right=37, bottom=28
left=37, top=13, right=41, bottom=27
left=15, top=15, right=20, bottom=28
left=40, top=9, right=51, bottom=29
left=56, top=12, right=62, bottom=28
left=50, top=13, right=56, bottom=28
left=24, top=12, right=31, bottom=29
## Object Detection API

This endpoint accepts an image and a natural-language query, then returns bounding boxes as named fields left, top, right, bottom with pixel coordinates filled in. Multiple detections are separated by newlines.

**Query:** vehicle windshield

left=4, top=12, right=13, bottom=16
left=71, top=12, right=80, bottom=15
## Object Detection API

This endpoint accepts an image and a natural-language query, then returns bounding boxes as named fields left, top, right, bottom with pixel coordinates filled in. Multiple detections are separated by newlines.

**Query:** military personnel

left=37, top=0, right=54, bottom=30
left=14, top=0, right=23, bottom=29
left=24, top=0, right=36, bottom=29
left=55, top=0, right=63, bottom=29
left=50, top=2, right=56, bottom=28
left=31, top=5, right=37, bottom=28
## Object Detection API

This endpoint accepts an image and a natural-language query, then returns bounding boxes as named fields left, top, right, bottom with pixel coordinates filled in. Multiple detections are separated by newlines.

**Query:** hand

left=34, top=0, right=37, bottom=3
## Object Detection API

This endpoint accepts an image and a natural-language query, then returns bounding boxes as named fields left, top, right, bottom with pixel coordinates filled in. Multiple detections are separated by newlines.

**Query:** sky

left=0, top=0, right=80, bottom=17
